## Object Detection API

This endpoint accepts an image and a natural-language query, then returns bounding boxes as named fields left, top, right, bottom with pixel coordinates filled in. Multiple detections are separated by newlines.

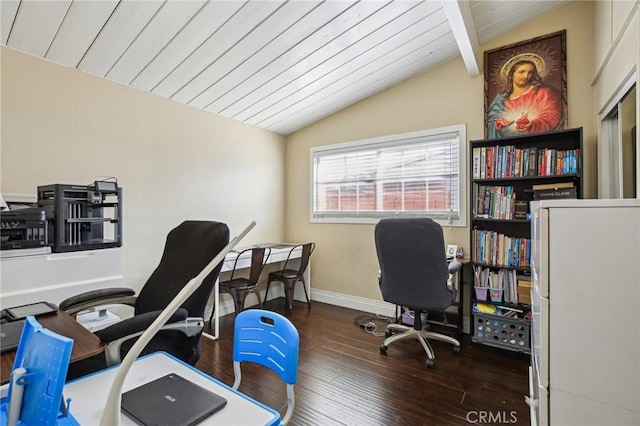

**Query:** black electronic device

left=37, top=182, right=122, bottom=252
left=0, top=319, right=25, bottom=353
left=0, top=207, right=48, bottom=250
left=4, top=302, right=58, bottom=321
left=94, top=180, right=118, bottom=193
left=121, top=373, right=227, bottom=426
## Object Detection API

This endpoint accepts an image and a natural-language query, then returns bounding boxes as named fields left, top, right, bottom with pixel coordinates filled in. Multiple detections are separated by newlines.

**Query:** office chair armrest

left=95, top=309, right=205, bottom=366
left=447, top=261, right=463, bottom=301
left=59, top=287, right=137, bottom=317
left=448, top=261, right=462, bottom=275
left=95, top=308, right=188, bottom=343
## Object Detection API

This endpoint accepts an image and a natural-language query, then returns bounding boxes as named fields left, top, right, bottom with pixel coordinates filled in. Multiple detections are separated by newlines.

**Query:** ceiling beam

left=441, top=0, right=480, bottom=76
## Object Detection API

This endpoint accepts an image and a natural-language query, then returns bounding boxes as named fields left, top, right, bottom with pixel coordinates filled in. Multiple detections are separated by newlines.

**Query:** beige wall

left=0, top=47, right=286, bottom=291
left=2, top=1, right=636, bottom=313
left=284, top=1, right=596, bottom=303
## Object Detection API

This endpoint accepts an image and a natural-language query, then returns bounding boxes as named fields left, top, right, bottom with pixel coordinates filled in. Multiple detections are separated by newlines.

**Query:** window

left=310, top=125, right=467, bottom=226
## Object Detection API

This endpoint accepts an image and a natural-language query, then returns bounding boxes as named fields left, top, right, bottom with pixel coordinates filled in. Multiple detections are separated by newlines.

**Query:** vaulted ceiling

left=1, top=1, right=569, bottom=135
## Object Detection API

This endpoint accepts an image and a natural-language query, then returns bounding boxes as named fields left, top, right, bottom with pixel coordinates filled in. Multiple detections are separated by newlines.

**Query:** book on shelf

left=472, top=229, right=531, bottom=268
left=472, top=147, right=481, bottom=179
left=482, top=185, right=491, bottom=217
left=514, top=200, right=528, bottom=219
left=473, top=185, right=517, bottom=220
left=526, top=147, right=538, bottom=176
left=472, top=145, right=580, bottom=180
left=517, top=276, right=532, bottom=305
left=533, top=186, right=577, bottom=200
left=486, top=147, right=494, bottom=178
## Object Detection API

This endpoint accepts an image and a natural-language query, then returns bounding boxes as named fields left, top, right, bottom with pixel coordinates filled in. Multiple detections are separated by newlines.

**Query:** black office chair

left=375, top=218, right=460, bottom=368
left=60, top=221, right=229, bottom=370
left=263, top=242, right=314, bottom=312
left=209, top=247, right=271, bottom=322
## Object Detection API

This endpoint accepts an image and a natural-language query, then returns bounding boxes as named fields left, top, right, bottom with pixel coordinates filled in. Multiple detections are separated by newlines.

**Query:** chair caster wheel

left=426, top=358, right=435, bottom=368
left=379, top=345, right=387, bottom=355
left=453, top=345, right=461, bottom=354
left=385, top=329, right=393, bottom=338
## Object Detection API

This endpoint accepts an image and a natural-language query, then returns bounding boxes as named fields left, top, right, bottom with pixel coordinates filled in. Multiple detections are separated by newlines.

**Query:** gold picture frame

left=484, top=30, right=567, bottom=139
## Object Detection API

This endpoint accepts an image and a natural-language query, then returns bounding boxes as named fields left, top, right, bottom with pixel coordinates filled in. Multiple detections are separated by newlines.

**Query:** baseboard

left=206, top=287, right=470, bottom=334
left=310, top=288, right=397, bottom=317
left=204, top=284, right=286, bottom=320
left=311, top=288, right=471, bottom=334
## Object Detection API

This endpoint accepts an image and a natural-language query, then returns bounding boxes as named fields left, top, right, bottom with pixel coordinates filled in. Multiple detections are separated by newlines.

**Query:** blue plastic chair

left=232, top=309, right=299, bottom=425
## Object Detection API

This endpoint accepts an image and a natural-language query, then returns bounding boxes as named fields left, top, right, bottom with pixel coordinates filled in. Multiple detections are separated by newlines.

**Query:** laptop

left=121, top=373, right=227, bottom=426
left=0, top=320, right=25, bottom=353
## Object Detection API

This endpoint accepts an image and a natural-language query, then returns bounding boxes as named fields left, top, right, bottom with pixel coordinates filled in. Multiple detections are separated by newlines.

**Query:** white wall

left=592, top=1, right=640, bottom=197
left=0, top=47, right=286, bottom=293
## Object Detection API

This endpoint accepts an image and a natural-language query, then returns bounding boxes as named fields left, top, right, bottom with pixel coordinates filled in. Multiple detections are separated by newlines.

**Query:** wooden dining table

left=1, top=310, right=105, bottom=384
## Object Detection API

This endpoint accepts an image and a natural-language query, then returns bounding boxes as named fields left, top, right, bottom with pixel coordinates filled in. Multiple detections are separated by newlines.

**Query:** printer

left=1, top=180, right=123, bottom=253
left=0, top=206, right=48, bottom=250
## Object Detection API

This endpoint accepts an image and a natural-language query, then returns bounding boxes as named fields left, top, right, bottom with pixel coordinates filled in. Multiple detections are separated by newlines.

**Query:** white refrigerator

left=529, top=199, right=640, bottom=426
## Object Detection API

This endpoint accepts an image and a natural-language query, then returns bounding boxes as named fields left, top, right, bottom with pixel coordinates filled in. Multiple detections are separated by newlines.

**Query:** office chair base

left=379, top=324, right=460, bottom=368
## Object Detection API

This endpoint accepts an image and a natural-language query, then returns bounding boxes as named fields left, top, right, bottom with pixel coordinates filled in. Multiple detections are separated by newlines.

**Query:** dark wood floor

left=198, top=299, right=531, bottom=426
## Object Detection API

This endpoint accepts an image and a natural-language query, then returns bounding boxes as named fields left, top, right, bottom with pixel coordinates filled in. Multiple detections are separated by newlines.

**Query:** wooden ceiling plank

left=271, top=48, right=458, bottom=134
left=214, top=0, right=389, bottom=118
left=1, top=0, right=568, bottom=134
left=254, top=31, right=456, bottom=131
left=130, top=1, right=246, bottom=92
left=7, top=0, right=70, bottom=57
left=472, top=1, right=567, bottom=44
left=231, top=2, right=442, bottom=124
left=106, top=0, right=206, bottom=85
left=1, top=0, right=20, bottom=45
left=151, top=1, right=285, bottom=99
left=270, top=45, right=458, bottom=135
left=228, top=0, right=427, bottom=122
left=46, top=0, right=118, bottom=68
left=175, top=0, right=322, bottom=106
left=78, top=0, right=164, bottom=77
left=188, top=0, right=351, bottom=110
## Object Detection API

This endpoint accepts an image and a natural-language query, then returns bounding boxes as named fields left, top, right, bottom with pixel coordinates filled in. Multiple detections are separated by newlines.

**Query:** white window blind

left=311, top=125, right=467, bottom=226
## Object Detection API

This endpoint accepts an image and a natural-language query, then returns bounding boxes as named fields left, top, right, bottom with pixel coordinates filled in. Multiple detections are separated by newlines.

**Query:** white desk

left=64, top=352, right=280, bottom=425
left=210, top=244, right=309, bottom=339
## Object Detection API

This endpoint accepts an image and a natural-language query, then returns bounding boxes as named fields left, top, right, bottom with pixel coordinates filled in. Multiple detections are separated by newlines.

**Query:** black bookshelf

left=469, top=128, right=583, bottom=354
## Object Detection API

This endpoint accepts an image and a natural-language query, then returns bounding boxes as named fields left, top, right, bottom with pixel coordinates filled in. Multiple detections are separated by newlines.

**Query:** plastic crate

left=401, top=310, right=427, bottom=327
left=473, top=312, right=530, bottom=352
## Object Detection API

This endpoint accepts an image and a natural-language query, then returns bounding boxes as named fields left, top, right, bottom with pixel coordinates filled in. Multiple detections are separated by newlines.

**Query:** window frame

left=309, top=125, right=467, bottom=226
